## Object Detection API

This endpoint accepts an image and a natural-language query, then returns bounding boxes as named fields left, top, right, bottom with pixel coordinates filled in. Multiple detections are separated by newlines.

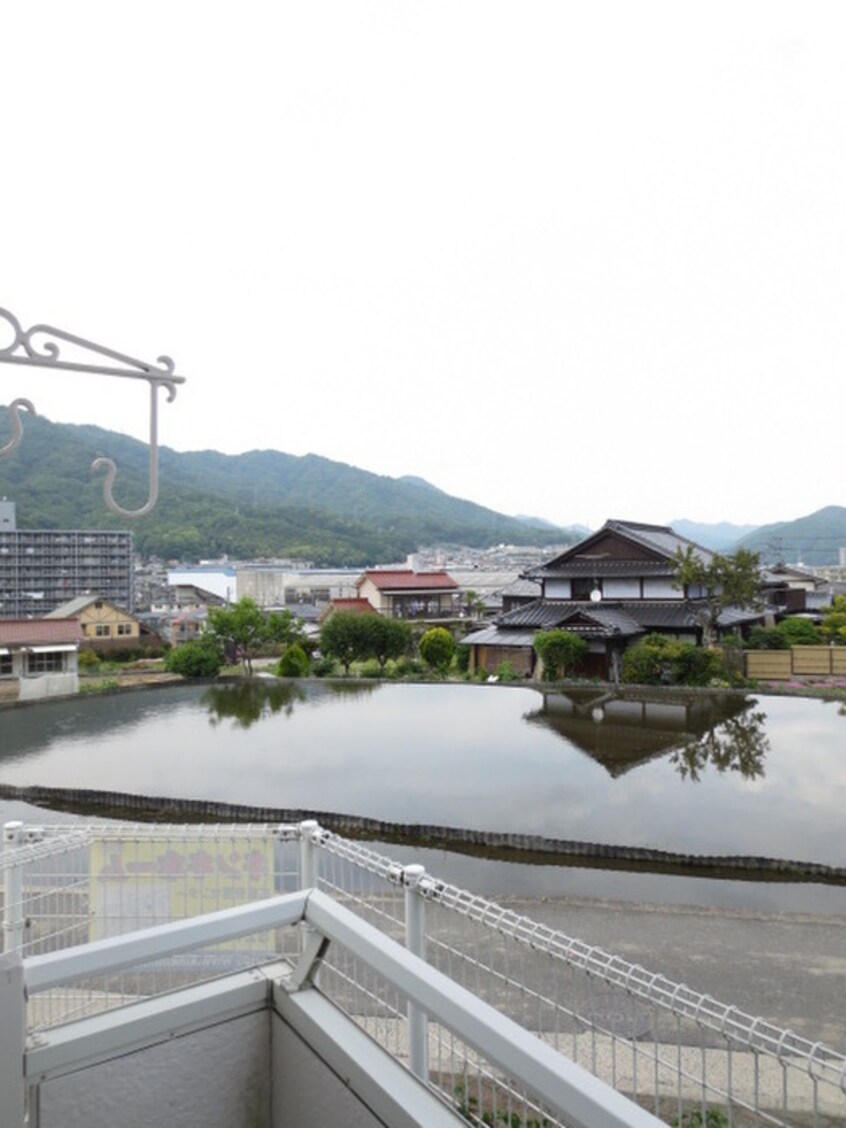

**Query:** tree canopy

left=206, top=597, right=302, bottom=675
left=319, top=611, right=376, bottom=675
left=820, top=595, right=846, bottom=644
left=672, top=546, right=762, bottom=646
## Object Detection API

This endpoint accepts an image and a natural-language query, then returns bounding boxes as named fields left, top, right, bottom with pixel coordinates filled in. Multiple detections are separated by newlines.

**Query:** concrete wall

left=33, top=999, right=438, bottom=1128
left=39, top=1012, right=271, bottom=1128
left=271, top=1012, right=383, bottom=1128
left=19, top=672, right=78, bottom=700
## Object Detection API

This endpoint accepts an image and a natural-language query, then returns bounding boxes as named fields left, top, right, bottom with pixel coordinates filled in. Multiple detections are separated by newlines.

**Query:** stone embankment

left=1, top=783, right=844, bottom=886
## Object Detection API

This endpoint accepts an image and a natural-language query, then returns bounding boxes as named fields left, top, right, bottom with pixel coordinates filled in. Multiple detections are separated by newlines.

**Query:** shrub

left=534, top=629, right=588, bottom=681
left=494, top=660, right=518, bottom=682
left=311, top=654, right=338, bottom=677
left=164, top=640, right=222, bottom=678
left=395, top=656, right=426, bottom=678
left=79, top=678, right=120, bottom=694
left=78, top=647, right=100, bottom=671
left=418, top=627, right=455, bottom=674
left=454, top=644, right=471, bottom=673
left=746, top=626, right=788, bottom=650
left=820, top=595, right=846, bottom=644
left=359, top=658, right=383, bottom=679
left=776, top=617, right=822, bottom=646
left=621, top=633, right=721, bottom=687
left=275, top=643, right=310, bottom=678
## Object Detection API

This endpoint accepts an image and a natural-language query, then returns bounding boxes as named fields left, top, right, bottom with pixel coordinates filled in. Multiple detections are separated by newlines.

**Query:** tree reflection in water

left=202, top=678, right=380, bottom=729
left=524, top=689, right=771, bottom=783
left=202, top=681, right=306, bottom=728
left=671, top=708, right=770, bottom=783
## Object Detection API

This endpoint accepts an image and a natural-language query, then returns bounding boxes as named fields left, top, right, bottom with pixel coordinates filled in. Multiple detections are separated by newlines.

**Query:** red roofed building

left=319, top=598, right=376, bottom=622
left=355, top=570, right=459, bottom=621
left=0, top=618, right=83, bottom=700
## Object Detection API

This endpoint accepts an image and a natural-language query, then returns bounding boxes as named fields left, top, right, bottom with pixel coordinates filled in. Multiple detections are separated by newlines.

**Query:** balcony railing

left=3, top=820, right=845, bottom=1126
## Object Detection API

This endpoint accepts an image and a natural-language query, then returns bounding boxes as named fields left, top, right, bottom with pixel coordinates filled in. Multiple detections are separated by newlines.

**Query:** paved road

left=495, top=893, right=846, bottom=1050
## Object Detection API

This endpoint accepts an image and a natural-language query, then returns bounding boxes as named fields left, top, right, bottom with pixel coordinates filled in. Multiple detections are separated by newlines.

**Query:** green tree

left=319, top=610, right=375, bottom=675
left=368, top=616, right=412, bottom=671
left=206, top=597, right=301, bottom=675
left=820, top=595, right=846, bottom=644
left=164, top=638, right=223, bottom=678
left=462, top=589, right=486, bottom=620
left=672, top=546, right=762, bottom=647
left=533, top=629, right=588, bottom=681
left=418, top=626, right=455, bottom=674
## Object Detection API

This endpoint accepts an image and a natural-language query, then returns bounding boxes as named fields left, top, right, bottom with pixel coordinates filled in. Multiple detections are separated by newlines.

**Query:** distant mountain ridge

left=2, top=408, right=842, bottom=565
left=0, top=410, right=579, bottom=564
left=670, top=518, right=760, bottom=551
left=730, top=506, right=846, bottom=567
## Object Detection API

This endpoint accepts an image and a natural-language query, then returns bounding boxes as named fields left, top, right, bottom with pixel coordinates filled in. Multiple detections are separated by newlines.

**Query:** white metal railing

left=4, top=819, right=846, bottom=1126
left=8, top=887, right=663, bottom=1128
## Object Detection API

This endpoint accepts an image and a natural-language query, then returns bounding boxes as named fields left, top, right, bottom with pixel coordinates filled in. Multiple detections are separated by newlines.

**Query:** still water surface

left=1, top=682, right=844, bottom=914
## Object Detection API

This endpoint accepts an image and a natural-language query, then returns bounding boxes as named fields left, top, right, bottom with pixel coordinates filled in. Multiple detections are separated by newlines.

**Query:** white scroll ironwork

left=0, top=306, right=185, bottom=518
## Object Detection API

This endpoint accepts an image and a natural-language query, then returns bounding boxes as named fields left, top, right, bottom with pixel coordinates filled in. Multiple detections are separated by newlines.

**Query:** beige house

left=0, top=618, right=83, bottom=700
left=46, top=595, right=149, bottom=654
left=355, top=570, right=460, bottom=620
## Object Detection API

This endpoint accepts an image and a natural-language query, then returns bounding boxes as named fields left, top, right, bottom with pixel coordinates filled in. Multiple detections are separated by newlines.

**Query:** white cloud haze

left=3, top=1, right=844, bottom=530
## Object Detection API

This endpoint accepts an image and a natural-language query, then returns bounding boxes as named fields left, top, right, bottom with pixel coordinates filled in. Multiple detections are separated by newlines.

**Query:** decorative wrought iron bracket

left=0, top=306, right=186, bottom=518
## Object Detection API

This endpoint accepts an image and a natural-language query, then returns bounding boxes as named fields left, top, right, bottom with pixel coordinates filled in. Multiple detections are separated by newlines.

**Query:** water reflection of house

left=462, top=519, right=765, bottom=679
left=523, top=688, right=750, bottom=776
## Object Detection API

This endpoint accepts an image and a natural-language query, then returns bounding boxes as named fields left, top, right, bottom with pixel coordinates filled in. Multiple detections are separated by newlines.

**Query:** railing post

left=3, top=822, right=25, bottom=955
left=299, top=821, right=320, bottom=955
left=299, top=820, right=319, bottom=890
left=0, top=953, right=26, bottom=1126
left=404, top=863, right=429, bottom=1080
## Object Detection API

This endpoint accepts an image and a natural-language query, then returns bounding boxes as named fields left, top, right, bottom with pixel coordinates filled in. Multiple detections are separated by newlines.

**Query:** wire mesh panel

left=6, top=821, right=846, bottom=1125
left=308, top=828, right=846, bottom=1127
left=3, top=822, right=302, bottom=1030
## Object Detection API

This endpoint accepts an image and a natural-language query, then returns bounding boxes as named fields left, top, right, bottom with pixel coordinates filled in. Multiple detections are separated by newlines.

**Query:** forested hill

left=0, top=410, right=576, bottom=564
left=731, top=506, right=846, bottom=568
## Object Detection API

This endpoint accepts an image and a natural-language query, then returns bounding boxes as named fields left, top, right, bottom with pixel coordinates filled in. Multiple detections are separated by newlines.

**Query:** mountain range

left=0, top=411, right=578, bottom=564
left=1, top=409, right=843, bottom=565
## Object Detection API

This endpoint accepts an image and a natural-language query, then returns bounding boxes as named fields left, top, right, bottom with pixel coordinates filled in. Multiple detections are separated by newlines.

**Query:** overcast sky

left=2, top=2, right=844, bottom=532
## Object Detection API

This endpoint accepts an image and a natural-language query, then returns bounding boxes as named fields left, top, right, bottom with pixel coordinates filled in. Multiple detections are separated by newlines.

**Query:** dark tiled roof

left=496, top=600, right=643, bottom=637
left=500, top=578, right=542, bottom=597
left=604, top=520, right=713, bottom=563
left=527, top=518, right=713, bottom=578
left=530, top=561, right=673, bottom=578
left=497, top=598, right=764, bottom=635
left=459, top=626, right=538, bottom=648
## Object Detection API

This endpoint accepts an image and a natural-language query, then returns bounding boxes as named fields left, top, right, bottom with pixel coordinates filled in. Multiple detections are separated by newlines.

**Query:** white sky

left=2, top=2, right=844, bottom=531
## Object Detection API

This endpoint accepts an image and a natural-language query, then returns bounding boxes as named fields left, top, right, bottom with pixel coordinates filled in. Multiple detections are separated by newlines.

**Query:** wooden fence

left=745, top=645, right=846, bottom=681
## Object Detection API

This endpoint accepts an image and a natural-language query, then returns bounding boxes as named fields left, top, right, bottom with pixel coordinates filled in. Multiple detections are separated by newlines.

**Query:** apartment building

left=0, top=500, right=133, bottom=617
